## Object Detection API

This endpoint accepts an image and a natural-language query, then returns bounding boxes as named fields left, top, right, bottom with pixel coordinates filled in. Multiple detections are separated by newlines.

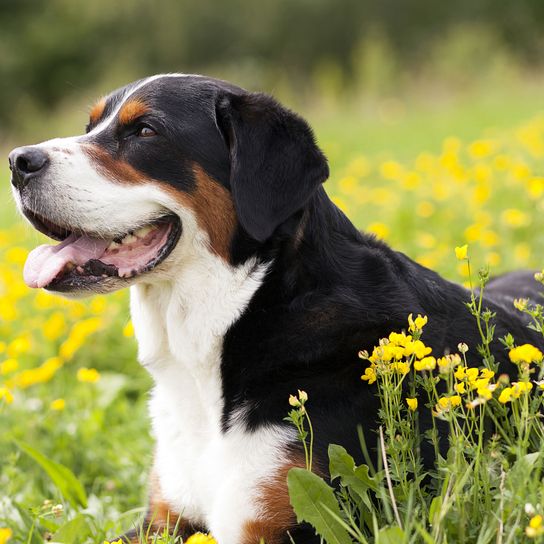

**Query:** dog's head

left=8, top=74, right=329, bottom=296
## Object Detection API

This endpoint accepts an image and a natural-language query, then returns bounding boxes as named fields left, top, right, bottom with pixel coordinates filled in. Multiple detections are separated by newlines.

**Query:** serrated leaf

left=288, top=467, right=352, bottom=544
left=16, top=441, right=87, bottom=509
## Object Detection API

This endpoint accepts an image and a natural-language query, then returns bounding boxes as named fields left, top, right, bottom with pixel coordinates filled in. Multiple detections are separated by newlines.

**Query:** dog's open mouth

left=22, top=209, right=181, bottom=291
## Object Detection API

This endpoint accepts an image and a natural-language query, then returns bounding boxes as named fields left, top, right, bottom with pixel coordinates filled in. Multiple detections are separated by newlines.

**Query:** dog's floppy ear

left=215, top=92, right=329, bottom=242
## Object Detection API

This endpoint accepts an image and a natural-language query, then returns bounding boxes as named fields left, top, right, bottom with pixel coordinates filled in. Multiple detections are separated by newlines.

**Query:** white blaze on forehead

left=85, top=74, right=164, bottom=137
left=85, top=73, right=204, bottom=138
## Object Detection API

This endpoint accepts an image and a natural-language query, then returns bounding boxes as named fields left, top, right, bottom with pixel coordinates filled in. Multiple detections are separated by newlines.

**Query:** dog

left=8, top=74, right=544, bottom=544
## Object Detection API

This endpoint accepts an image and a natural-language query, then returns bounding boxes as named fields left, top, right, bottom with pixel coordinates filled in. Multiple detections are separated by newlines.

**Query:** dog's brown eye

left=137, top=126, right=156, bottom=138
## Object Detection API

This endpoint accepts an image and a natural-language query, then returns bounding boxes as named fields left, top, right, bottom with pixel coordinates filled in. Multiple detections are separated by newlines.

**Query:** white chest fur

left=130, top=248, right=295, bottom=543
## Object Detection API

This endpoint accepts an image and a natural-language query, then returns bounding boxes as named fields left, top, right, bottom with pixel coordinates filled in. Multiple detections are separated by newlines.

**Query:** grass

left=1, top=81, right=544, bottom=543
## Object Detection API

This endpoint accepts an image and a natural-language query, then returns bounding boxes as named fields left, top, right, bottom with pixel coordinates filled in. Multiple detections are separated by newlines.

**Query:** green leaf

left=54, top=514, right=90, bottom=543
left=16, top=441, right=87, bottom=509
left=428, top=496, right=442, bottom=526
left=328, top=444, right=377, bottom=509
left=288, top=467, right=352, bottom=544
left=377, top=526, right=405, bottom=544
left=413, top=521, right=436, bottom=544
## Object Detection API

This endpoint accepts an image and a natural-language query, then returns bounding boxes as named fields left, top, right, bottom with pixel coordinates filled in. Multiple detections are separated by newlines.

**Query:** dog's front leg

left=116, top=472, right=207, bottom=543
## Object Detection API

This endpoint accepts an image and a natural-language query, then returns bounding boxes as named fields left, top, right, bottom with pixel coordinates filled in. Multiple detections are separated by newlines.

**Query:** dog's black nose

left=9, top=146, right=49, bottom=189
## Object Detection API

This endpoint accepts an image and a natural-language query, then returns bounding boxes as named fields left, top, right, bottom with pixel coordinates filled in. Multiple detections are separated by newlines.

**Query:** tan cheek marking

left=84, top=145, right=147, bottom=183
left=89, top=98, right=106, bottom=125
left=187, top=164, right=237, bottom=261
left=241, top=458, right=305, bottom=544
left=159, top=164, right=237, bottom=261
left=82, top=146, right=237, bottom=261
left=119, top=98, right=150, bottom=125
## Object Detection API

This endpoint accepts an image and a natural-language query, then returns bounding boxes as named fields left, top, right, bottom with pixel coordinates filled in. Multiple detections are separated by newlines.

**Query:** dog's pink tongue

left=23, top=234, right=110, bottom=288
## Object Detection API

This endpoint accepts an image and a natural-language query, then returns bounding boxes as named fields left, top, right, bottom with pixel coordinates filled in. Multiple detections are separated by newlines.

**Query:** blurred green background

left=1, top=0, right=544, bottom=152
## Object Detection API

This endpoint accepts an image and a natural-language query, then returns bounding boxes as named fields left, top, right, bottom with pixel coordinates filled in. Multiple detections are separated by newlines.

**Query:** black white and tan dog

left=8, top=74, right=544, bottom=543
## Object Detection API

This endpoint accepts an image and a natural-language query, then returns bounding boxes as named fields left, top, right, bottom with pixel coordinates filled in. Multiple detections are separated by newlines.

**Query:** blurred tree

left=0, top=0, right=543, bottom=135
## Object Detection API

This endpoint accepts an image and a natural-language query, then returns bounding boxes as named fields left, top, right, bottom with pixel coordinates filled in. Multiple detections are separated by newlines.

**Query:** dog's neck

left=130, top=248, right=267, bottom=377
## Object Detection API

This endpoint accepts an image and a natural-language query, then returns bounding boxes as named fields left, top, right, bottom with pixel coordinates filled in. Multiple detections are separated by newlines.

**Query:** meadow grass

left=1, top=86, right=544, bottom=543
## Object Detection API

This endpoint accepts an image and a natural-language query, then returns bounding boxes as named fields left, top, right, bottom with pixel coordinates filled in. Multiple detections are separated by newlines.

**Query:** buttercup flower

left=0, top=528, right=12, bottom=544
left=50, top=398, right=65, bottom=411
left=0, top=388, right=13, bottom=405
left=455, top=245, right=468, bottom=260
left=406, top=397, right=418, bottom=411
left=77, top=367, right=101, bottom=383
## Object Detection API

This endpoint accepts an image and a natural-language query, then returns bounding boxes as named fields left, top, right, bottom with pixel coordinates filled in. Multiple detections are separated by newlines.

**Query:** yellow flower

left=512, top=381, right=533, bottom=398
left=0, top=528, right=12, bottom=544
left=466, top=368, right=479, bottom=384
left=526, top=514, right=544, bottom=538
left=123, top=320, right=135, bottom=337
left=414, top=356, right=436, bottom=371
left=288, top=395, right=300, bottom=407
left=77, top=368, right=101, bottom=383
left=408, top=313, right=428, bottom=333
left=185, top=533, right=217, bottom=544
left=469, top=139, right=495, bottom=158
left=437, top=354, right=460, bottom=373
left=0, top=388, right=14, bottom=405
left=361, top=366, right=377, bottom=385
left=509, top=344, right=544, bottom=365
left=454, top=382, right=466, bottom=394
left=298, top=390, right=308, bottom=403
left=103, top=540, right=123, bottom=544
left=501, top=208, right=530, bottom=228
left=367, top=222, right=390, bottom=240
left=388, top=332, right=412, bottom=347
left=0, top=358, right=18, bottom=375
left=476, top=383, right=496, bottom=401
left=5, top=246, right=28, bottom=264
left=50, top=398, right=66, bottom=411
left=435, top=395, right=462, bottom=414
left=43, top=311, right=67, bottom=341
left=7, top=336, right=31, bottom=357
left=391, top=362, right=410, bottom=375
left=455, top=245, right=468, bottom=260
left=480, top=368, right=495, bottom=380
left=454, top=366, right=467, bottom=380
left=409, top=340, right=432, bottom=359
left=406, top=397, right=418, bottom=411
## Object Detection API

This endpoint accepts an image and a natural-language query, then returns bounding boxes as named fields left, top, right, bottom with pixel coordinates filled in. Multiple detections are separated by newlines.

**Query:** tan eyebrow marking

left=89, top=97, right=106, bottom=124
left=118, top=99, right=150, bottom=125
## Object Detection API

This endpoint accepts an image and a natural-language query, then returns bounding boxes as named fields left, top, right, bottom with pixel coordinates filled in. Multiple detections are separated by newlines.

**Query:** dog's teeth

left=121, top=234, right=138, bottom=245
left=65, top=262, right=75, bottom=272
left=107, top=241, right=121, bottom=250
left=135, top=225, right=153, bottom=238
left=76, top=266, right=84, bottom=274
